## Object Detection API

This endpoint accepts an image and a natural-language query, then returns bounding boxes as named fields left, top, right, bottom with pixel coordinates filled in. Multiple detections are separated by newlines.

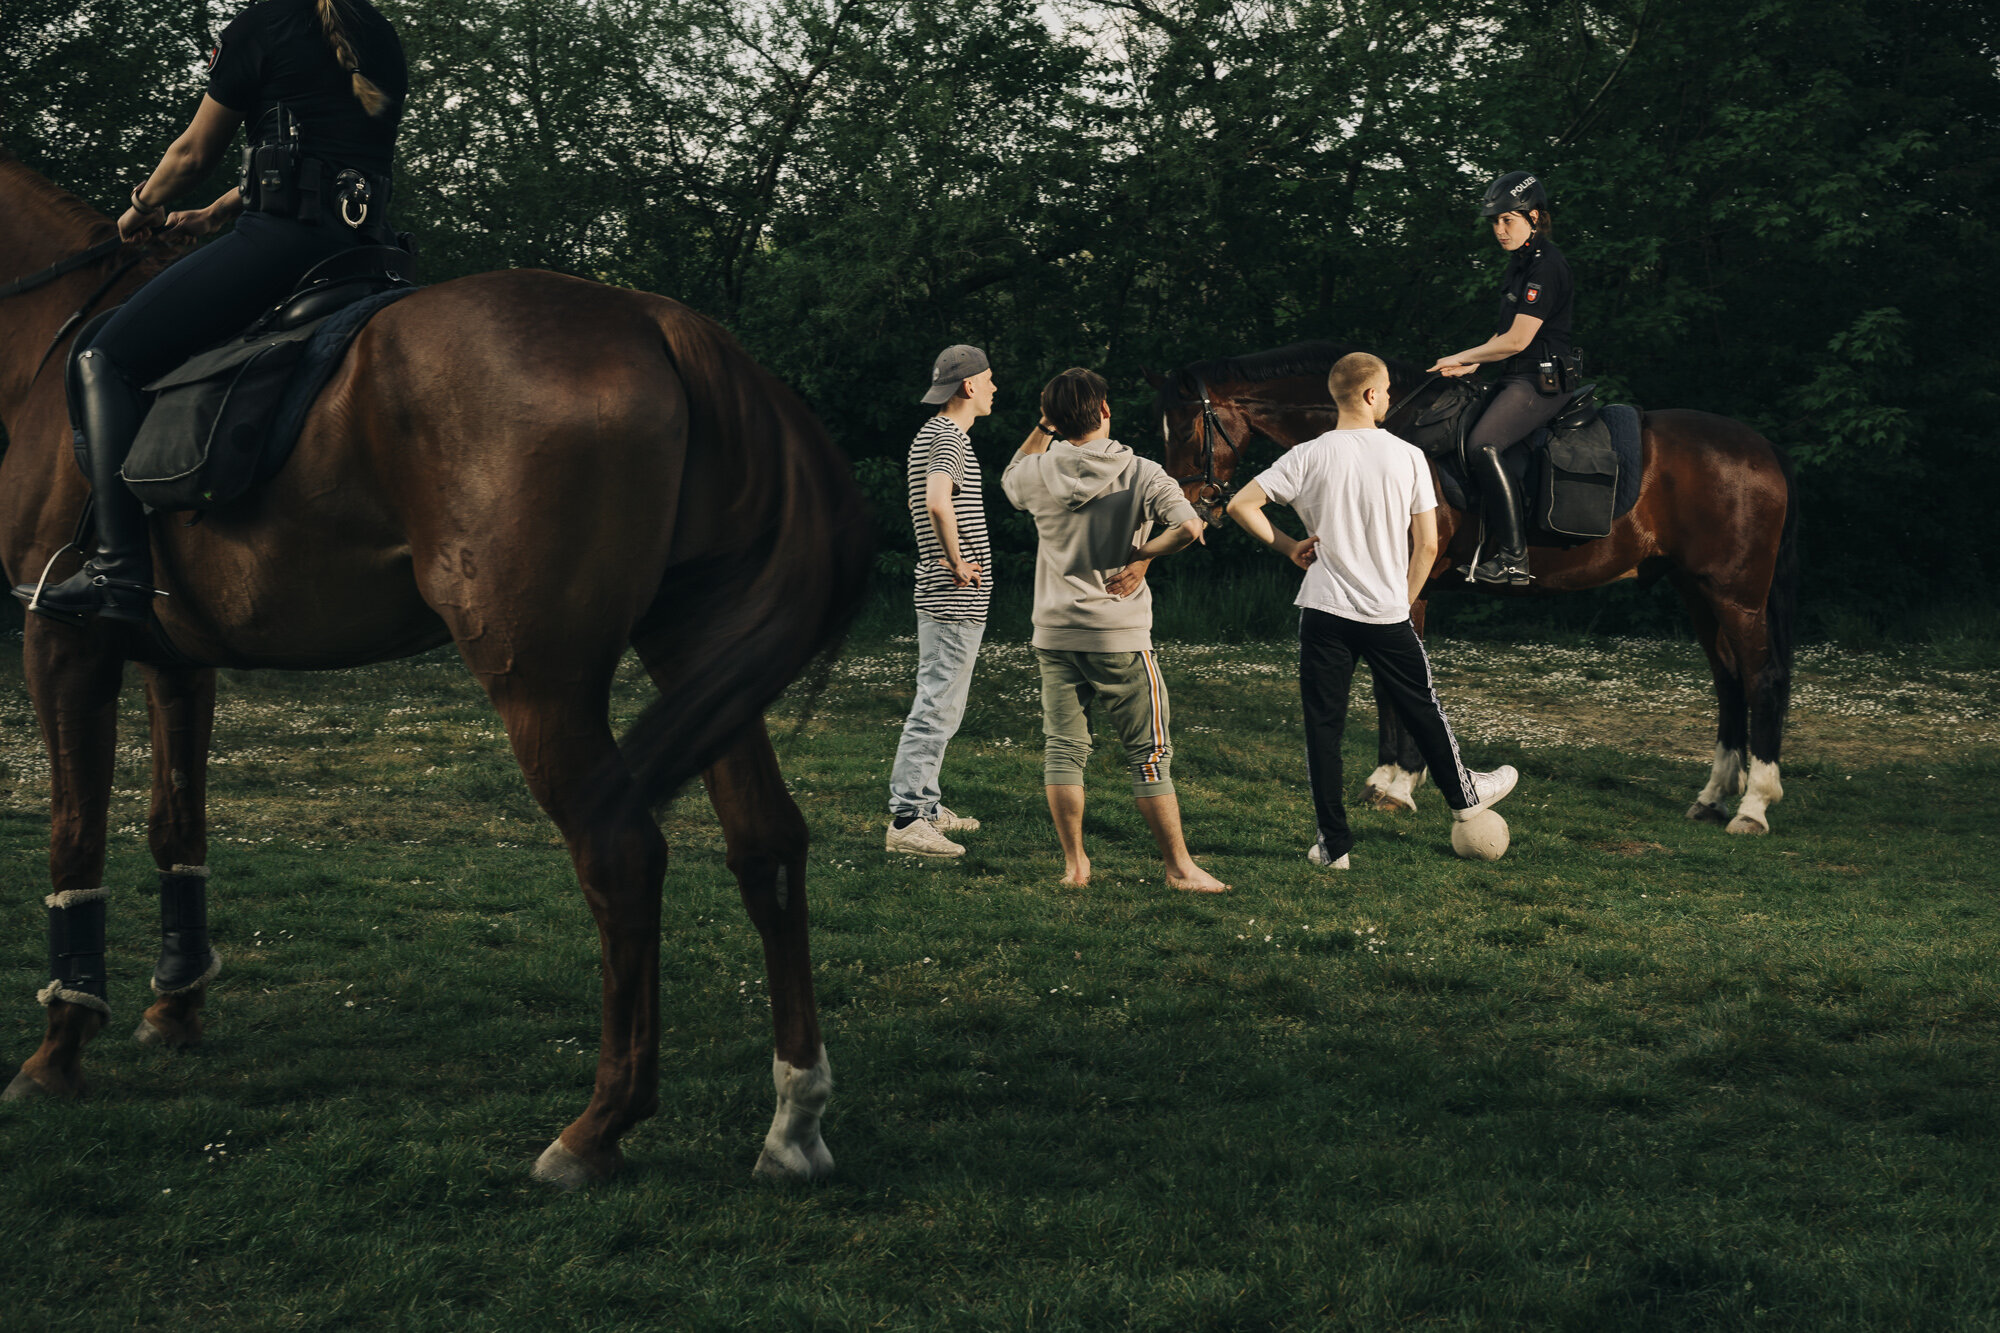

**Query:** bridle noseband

left=1170, top=376, right=1239, bottom=510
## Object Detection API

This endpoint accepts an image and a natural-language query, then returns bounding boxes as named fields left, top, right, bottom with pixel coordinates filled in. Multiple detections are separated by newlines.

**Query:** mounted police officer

left=25, top=0, right=406, bottom=625
left=1426, top=171, right=1578, bottom=586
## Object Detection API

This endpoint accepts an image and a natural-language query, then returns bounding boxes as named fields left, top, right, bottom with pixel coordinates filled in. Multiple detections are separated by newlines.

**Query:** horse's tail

left=1765, top=446, right=1800, bottom=674
left=611, top=301, right=872, bottom=811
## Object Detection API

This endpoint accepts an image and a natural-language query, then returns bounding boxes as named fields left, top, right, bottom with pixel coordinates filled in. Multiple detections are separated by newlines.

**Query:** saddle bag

left=1534, top=408, right=1618, bottom=540
left=122, top=323, right=323, bottom=512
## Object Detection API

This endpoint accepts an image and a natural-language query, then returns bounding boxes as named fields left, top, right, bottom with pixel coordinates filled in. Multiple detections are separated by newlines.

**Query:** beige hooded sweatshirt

left=1001, top=438, right=1199, bottom=652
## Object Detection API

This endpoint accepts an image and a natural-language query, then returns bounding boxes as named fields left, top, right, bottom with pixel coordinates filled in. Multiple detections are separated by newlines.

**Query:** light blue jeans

left=888, top=610, right=987, bottom=819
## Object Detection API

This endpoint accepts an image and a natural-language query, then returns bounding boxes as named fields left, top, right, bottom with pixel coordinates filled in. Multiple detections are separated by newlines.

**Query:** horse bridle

left=0, top=236, right=155, bottom=382
left=1170, top=376, right=1239, bottom=509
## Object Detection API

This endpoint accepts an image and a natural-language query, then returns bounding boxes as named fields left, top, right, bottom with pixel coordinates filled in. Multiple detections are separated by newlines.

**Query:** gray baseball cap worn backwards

left=921, top=344, right=990, bottom=404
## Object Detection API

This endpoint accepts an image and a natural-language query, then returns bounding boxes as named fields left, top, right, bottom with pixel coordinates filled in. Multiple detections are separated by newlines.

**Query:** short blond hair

left=1328, top=352, right=1388, bottom=411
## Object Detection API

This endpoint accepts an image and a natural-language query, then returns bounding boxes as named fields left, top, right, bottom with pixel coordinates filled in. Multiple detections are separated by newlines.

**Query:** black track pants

left=91, top=210, right=366, bottom=384
left=1299, top=608, right=1475, bottom=859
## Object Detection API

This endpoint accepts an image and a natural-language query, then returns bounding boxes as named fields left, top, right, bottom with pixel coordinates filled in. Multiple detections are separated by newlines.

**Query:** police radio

left=241, top=105, right=304, bottom=216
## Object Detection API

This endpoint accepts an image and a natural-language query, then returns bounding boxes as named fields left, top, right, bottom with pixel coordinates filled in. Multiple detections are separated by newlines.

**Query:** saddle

left=68, top=245, right=421, bottom=514
left=1396, top=377, right=1635, bottom=543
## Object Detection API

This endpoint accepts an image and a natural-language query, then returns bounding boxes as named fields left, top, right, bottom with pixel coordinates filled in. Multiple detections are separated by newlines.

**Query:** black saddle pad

left=119, top=284, right=418, bottom=512
left=1433, top=404, right=1643, bottom=544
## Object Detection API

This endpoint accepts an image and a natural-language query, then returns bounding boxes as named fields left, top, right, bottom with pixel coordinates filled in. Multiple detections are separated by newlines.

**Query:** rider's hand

left=1427, top=356, right=1477, bottom=378
left=943, top=556, right=982, bottom=588
left=115, top=207, right=156, bottom=244
left=1290, top=535, right=1321, bottom=571
left=1107, top=557, right=1151, bottom=597
left=162, top=207, right=221, bottom=242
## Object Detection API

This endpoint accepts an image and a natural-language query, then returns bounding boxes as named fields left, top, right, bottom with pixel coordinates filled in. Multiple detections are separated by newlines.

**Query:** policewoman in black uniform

left=30, top=0, right=406, bottom=624
left=1426, top=172, right=1578, bottom=586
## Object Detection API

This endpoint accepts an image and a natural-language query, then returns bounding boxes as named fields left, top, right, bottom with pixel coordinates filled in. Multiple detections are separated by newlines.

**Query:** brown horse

left=1148, top=341, right=1798, bottom=834
left=0, top=149, right=871, bottom=1187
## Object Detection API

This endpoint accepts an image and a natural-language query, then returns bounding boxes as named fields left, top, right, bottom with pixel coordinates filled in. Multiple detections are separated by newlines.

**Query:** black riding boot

left=16, top=348, right=155, bottom=625
left=1469, top=444, right=1531, bottom=585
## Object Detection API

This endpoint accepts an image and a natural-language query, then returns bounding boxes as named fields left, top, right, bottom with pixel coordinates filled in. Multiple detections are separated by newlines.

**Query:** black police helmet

left=1479, top=171, right=1548, bottom=219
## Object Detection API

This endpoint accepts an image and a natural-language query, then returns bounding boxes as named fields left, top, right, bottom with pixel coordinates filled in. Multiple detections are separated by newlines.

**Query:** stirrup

left=1471, top=553, right=1532, bottom=586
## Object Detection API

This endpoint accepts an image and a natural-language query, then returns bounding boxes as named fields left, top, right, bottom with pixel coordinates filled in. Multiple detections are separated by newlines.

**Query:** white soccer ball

left=1451, top=810, right=1510, bottom=861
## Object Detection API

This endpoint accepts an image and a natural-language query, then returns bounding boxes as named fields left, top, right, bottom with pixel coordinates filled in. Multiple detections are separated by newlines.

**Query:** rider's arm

left=131, top=97, right=244, bottom=215
left=1429, top=313, right=1545, bottom=372
left=1407, top=507, right=1440, bottom=606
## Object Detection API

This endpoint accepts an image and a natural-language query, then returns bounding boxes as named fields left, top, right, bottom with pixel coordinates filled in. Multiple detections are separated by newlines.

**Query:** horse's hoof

left=753, top=1136, right=834, bottom=1183
left=1369, top=793, right=1417, bottom=814
left=530, top=1137, right=619, bottom=1190
left=1725, top=814, right=1769, bottom=836
left=1686, top=801, right=1728, bottom=824
left=133, top=1014, right=202, bottom=1049
left=3, top=1069, right=61, bottom=1101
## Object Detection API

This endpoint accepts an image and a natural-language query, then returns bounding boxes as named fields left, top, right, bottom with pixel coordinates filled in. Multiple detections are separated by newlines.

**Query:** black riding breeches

left=1465, top=374, right=1564, bottom=454
left=89, top=211, right=369, bottom=386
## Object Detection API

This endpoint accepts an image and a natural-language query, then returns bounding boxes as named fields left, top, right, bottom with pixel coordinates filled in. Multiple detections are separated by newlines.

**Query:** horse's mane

left=1162, top=339, right=1427, bottom=404
left=0, top=146, right=116, bottom=243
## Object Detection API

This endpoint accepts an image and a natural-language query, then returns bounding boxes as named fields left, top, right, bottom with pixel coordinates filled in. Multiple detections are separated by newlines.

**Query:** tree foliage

left=3, top=0, right=1994, bottom=619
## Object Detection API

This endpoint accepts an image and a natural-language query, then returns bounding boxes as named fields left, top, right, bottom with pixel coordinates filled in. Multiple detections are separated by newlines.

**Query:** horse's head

left=1144, top=367, right=1248, bottom=524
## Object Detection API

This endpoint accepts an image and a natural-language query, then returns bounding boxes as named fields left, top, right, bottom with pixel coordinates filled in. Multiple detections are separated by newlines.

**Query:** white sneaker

left=1453, top=766, right=1519, bottom=822
left=886, top=818, right=965, bottom=858
left=1307, top=840, right=1350, bottom=869
left=932, top=805, right=980, bottom=834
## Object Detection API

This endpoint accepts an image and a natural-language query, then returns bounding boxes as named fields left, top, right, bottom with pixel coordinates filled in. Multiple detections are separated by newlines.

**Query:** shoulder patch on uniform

left=1525, top=282, right=1542, bottom=304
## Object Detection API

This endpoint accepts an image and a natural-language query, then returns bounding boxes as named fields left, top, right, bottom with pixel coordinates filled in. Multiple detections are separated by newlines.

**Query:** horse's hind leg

left=700, top=720, right=833, bottom=1181
left=1676, top=577, right=1748, bottom=825
left=134, top=665, right=220, bottom=1049
left=5, top=626, right=122, bottom=1101
left=476, top=670, right=668, bottom=1189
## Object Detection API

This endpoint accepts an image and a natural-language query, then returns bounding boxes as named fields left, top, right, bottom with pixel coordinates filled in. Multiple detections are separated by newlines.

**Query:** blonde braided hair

left=316, top=0, right=391, bottom=117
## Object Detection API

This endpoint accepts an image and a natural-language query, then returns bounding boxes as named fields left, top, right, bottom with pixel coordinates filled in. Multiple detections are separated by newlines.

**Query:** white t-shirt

left=1253, top=427, right=1437, bottom=625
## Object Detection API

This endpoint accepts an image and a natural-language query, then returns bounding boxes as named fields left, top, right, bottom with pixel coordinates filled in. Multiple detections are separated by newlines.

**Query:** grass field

left=3, top=617, right=1999, bottom=1330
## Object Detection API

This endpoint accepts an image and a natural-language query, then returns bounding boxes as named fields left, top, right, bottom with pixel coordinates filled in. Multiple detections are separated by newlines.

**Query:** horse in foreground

left=1150, top=343, right=1797, bottom=835
left=0, top=149, right=871, bottom=1187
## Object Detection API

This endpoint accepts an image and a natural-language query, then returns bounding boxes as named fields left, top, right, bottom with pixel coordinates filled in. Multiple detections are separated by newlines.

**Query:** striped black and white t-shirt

left=907, top=416, right=992, bottom=620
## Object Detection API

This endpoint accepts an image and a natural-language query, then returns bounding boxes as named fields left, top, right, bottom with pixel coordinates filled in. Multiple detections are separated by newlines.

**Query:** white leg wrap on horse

left=1690, top=744, right=1743, bottom=821
left=1365, top=764, right=1423, bottom=812
left=754, top=1046, right=834, bottom=1181
left=44, top=887, right=109, bottom=910
left=1728, top=759, right=1783, bottom=835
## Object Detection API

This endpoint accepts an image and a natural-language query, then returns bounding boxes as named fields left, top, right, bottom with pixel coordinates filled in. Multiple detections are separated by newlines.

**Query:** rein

left=0, top=236, right=155, bottom=383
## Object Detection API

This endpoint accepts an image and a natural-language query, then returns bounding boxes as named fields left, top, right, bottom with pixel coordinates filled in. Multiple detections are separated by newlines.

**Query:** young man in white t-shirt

left=1225, top=352, right=1517, bottom=868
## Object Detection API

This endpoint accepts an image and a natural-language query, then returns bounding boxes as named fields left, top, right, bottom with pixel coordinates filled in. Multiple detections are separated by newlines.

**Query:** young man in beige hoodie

left=1001, top=368, right=1227, bottom=893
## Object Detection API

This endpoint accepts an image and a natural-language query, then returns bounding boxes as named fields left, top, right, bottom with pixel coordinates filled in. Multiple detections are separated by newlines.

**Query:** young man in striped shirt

left=887, top=345, right=998, bottom=857
left=1002, top=368, right=1227, bottom=893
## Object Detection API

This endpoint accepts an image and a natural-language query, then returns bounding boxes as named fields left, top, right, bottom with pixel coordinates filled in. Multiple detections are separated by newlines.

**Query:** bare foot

left=1166, top=863, right=1228, bottom=893
left=1060, top=859, right=1091, bottom=887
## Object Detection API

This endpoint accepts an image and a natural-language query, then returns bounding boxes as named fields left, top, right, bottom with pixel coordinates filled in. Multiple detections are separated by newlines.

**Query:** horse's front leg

left=4, top=622, right=124, bottom=1101
left=134, top=664, right=220, bottom=1048
left=703, top=720, right=832, bottom=1182
left=1364, top=598, right=1430, bottom=812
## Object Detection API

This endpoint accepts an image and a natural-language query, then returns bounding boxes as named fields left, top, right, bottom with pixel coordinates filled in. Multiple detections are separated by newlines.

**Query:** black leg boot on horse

left=1469, top=444, right=1531, bottom=586
left=17, top=348, right=157, bottom=625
